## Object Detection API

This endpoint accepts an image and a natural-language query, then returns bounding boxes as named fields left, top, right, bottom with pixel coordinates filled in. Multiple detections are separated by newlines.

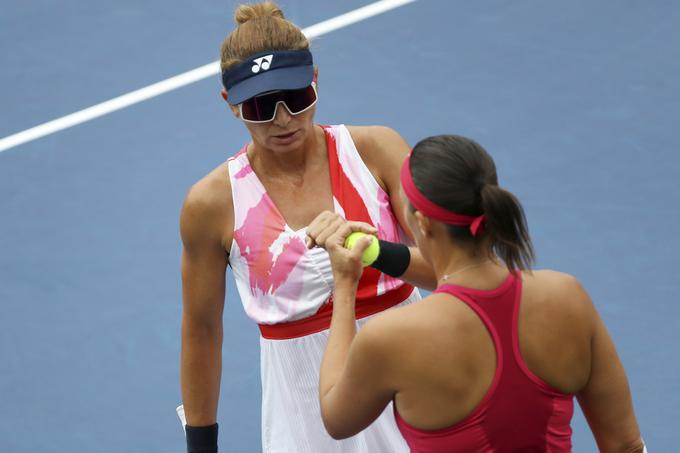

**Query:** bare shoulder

left=345, top=125, right=410, bottom=192
left=525, top=270, right=591, bottom=302
left=357, top=292, right=474, bottom=352
left=355, top=298, right=419, bottom=356
left=346, top=125, right=410, bottom=159
left=522, top=269, right=596, bottom=325
left=180, top=162, right=234, bottom=251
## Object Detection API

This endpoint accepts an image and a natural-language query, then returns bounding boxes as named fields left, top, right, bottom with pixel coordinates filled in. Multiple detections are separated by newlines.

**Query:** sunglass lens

left=283, top=86, right=317, bottom=114
left=241, top=85, right=317, bottom=122
left=241, top=92, right=279, bottom=121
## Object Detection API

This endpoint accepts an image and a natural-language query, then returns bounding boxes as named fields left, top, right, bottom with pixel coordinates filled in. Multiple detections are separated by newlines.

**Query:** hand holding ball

left=343, top=232, right=380, bottom=267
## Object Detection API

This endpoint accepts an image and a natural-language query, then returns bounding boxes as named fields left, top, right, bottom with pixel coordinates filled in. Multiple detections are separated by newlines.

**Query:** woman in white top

left=178, top=2, right=436, bottom=452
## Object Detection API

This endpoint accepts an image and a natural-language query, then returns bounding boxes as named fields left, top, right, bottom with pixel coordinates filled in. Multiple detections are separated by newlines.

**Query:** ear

left=222, top=89, right=241, bottom=118
left=414, top=211, right=432, bottom=238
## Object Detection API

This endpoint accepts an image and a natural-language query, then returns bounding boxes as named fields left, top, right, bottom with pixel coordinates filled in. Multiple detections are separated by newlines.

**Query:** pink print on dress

left=377, top=191, right=404, bottom=292
left=376, top=190, right=399, bottom=241
left=233, top=195, right=306, bottom=298
left=269, top=236, right=307, bottom=315
left=269, top=236, right=306, bottom=293
left=234, top=164, right=253, bottom=179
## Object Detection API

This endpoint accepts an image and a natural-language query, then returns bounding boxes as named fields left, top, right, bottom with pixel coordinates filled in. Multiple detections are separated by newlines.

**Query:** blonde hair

left=220, top=1, right=309, bottom=73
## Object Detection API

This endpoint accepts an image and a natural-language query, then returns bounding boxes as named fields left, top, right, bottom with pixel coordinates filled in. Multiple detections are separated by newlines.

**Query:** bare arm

left=574, top=281, right=644, bottom=452
left=180, top=177, right=232, bottom=427
left=399, top=247, right=438, bottom=291
left=319, top=224, right=396, bottom=439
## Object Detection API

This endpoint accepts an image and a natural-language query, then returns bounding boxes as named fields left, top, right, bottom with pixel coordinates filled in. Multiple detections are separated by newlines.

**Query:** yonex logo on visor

left=252, top=55, right=273, bottom=73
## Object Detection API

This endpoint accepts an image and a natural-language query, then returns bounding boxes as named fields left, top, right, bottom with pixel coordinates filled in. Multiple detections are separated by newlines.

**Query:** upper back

left=516, top=270, right=593, bottom=394
left=377, top=269, right=594, bottom=452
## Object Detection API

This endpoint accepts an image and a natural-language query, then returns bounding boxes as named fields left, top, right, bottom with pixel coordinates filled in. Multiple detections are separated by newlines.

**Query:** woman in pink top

left=310, top=135, right=645, bottom=452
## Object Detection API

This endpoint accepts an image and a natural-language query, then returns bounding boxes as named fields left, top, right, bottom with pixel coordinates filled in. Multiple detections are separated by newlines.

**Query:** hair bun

left=235, top=1, right=285, bottom=25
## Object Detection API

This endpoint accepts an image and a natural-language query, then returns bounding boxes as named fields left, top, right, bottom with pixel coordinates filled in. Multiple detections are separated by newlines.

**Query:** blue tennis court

left=1, top=1, right=678, bottom=451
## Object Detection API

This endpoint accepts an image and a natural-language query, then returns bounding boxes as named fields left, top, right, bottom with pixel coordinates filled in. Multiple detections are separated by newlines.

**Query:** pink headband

left=400, top=153, right=486, bottom=237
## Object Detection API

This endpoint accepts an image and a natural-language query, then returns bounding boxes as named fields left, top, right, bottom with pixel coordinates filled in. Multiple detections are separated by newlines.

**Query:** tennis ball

left=344, top=232, right=380, bottom=267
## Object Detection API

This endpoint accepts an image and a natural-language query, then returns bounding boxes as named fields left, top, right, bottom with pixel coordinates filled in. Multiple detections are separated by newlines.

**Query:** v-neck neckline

left=243, top=125, right=335, bottom=234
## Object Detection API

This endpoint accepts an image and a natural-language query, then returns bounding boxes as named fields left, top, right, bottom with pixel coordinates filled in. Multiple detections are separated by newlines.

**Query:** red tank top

left=394, top=273, right=574, bottom=452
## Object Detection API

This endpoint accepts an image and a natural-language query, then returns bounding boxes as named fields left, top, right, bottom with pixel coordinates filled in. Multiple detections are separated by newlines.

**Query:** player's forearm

left=319, top=283, right=357, bottom=398
left=180, top=321, right=223, bottom=426
left=397, top=247, right=437, bottom=290
left=596, top=438, right=645, bottom=453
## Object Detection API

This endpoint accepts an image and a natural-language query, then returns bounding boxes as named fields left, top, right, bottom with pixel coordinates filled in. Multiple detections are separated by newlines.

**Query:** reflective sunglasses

left=239, top=83, right=318, bottom=123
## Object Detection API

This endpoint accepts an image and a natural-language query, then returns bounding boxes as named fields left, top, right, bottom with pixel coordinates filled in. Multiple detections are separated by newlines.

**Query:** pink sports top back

left=394, top=273, right=574, bottom=452
left=227, top=124, right=412, bottom=328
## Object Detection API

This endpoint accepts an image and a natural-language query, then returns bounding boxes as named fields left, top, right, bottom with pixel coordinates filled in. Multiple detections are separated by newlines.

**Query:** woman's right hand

left=324, top=222, right=376, bottom=287
left=305, top=211, right=377, bottom=250
left=306, top=212, right=378, bottom=289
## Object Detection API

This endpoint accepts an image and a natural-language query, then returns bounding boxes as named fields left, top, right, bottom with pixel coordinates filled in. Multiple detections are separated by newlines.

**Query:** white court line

left=0, top=0, right=417, bottom=154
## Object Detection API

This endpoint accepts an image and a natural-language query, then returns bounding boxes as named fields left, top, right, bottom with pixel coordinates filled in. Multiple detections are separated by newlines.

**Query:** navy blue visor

left=222, top=49, right=314, bottom=105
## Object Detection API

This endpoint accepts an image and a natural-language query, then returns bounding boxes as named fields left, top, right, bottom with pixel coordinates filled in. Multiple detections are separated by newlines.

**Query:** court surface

left=1, top=0, right=678, bottom=451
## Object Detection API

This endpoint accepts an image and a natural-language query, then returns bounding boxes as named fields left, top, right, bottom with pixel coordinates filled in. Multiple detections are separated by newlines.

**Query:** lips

left=271, top=129, right=300, bottom=144
left=274, top=130, right=297, bottom=139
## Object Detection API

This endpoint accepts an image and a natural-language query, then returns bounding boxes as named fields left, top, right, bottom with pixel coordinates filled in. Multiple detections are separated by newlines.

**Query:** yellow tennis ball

left=344, top=232, right=380, bottom=267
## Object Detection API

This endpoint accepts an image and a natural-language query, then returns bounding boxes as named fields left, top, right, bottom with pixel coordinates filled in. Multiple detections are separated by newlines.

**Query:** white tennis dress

left=185, top=125, right=420, bottom=452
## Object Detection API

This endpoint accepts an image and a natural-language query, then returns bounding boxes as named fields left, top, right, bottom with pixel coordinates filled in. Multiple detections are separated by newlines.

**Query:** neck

left=427, top=235, right=492, bottom=283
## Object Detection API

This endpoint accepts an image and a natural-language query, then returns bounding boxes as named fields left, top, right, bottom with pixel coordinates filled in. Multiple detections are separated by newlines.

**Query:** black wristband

left=370, top=240, right=411, bottom=278
left=186, top=423, right=218, bottom=453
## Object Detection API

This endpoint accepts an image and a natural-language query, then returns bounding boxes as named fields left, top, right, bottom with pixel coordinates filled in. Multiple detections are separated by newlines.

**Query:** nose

left=272, top=101, right=292, bottom=126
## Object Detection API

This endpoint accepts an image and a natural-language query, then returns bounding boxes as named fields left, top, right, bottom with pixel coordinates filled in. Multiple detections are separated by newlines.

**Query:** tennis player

left=313, top=135, right=645, bottom=452
left=178, top=2, right=437, bottom=452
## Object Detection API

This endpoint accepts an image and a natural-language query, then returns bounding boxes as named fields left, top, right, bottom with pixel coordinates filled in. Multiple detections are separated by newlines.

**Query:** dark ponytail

left=479, top=184, right=534, bottom=271
left=409, top=135, right=534, bottom=271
